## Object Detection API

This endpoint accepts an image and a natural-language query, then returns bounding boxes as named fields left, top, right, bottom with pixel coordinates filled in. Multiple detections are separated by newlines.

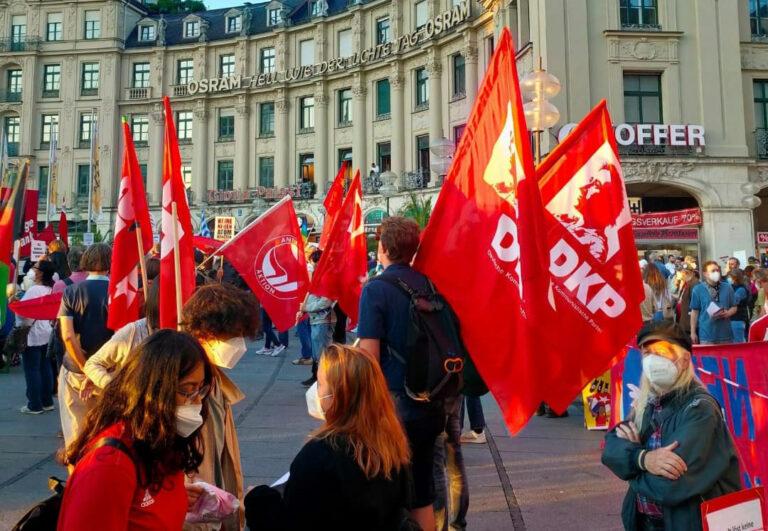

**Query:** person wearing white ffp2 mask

left=602, top=322, right=741, bottom=531
left=689, top=261, right=737, bottom=345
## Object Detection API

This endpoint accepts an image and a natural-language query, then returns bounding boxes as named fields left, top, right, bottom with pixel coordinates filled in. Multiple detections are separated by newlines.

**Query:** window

left=300, top=96, right=314, bottom=130
left=217, top=160, right=234, bottom=190
left=619, top=0, right=658, bottom=28
left=416, top=134, right=430, bottom=173
left=299, top=153, right=314, bottom=184
left=260, top=102, right=275, bottom=136
left=486, top=35, right=495, bottom=67
left=377, top=142, right=391, bottom=172
left=415, top=1, right=428, bottom=30
left=43, top=65, right=61, bottom=97
left=752, top=0, right=768, bottom=37
left=220, top=54, right=235, bottom=77
left=300, top=40, right=314, bottom=67
left=77, top=165, right=89, bottom=198
left=132, top=63, right=150, bottom=88
left=47, top=13, right=63, bottom=41
left=452, top=54, right=466, bottom=98
left=132, top=115, right=149, bottom=145
left=267, top=8, right=280, bottom=26
left=623, top=73, right=662, bottom=124
left=84, top=10, right=100, bottom=39
left=226, top=14, right=241, bottom=33
left=454, top=124, right=466, bottom=149
left=176, top=111, right=193, bottom=142
left=338, top=88, right=352, bottom=126
left=218, top=108, right=235, bottom=140
left=78, top=113, right=96, bottom=147
left=11, top=15, right=26, bottom=46
left=338, top=148, right=352, bottom=168
left=338, top=29, right=352, bottom=57
left=139, top=164, right=148, bottom=191
left=5, top=116, right=20, bottom=155
left=181, top=164, right=192, bottom=188
left=415, top=67, right=429, bottom=108
left=7, top=69, right=22, bottom=99
left=81, top=62, right=99, bottom=96
left=177, top=59, right=194, bottom=85
left=310, top=1, right=322, bottom=16
left=259, top=157, right=274, bottom=188
left=260, top=48, right=275, bottom=74
left=376, top=17, right=390, bottom=45
left=376, top=79, right=391, bottom=118
left=39, top=167, right=49, bottom=202
left=185, top=20, right=200, bottom=38
left=755, top=79, right=768, bottom=135
left=139, top=25, right=156, bottom=41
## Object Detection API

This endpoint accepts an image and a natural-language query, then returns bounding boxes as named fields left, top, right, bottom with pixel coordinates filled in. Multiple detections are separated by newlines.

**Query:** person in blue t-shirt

left=689, top=261, right=737, bottom=345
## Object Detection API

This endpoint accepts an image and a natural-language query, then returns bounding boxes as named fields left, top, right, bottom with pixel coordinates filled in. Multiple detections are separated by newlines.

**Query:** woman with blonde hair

left=641, top=264, right=674, bottom=323
left=602, top=322, right=740, bottom=530
left=245, top=344, right=414, bottom=530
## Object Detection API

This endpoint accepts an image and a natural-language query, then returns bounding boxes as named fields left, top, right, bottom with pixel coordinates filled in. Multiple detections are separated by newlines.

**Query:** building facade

left=1, top=0, right=768, bottom=262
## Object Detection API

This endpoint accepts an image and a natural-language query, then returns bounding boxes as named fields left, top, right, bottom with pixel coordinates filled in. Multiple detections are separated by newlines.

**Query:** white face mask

left=206, top=337, right=247, bottom=369
left=642, top=355, right=679, bottom=390
left=176, top=404, right=204, bottom=438
left=708, top=271, right=721, bottom=283
left=305, top=381, right=332, bottom=420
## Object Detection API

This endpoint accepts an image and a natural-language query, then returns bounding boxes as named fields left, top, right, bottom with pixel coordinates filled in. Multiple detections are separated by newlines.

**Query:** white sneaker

left=255, top=347, right=273, bottom=355
left=460, top=430, right=486, bottom=444
left=270, top=345, right=286, bottom=356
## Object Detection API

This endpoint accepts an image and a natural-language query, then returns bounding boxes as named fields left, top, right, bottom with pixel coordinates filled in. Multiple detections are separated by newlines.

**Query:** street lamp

left=520, top=58, right=561, bottom=166
left=429, top=137, right=455, bottom=185
left=379, top=171, right=397, bottom=216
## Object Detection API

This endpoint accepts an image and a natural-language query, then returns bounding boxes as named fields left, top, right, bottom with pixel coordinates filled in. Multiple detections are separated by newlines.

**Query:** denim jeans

left=461, top=396, right=486, bottom=432
left=433, top=396, right=469, bottom=531
left=731, top=320, right=746, bottom=343
left=310, top=323, right=332, bottom=362
left=261, top=309, right=289, bottom=348
left=22, top=345, right=54, bottom=412
left=297, top=319, right=312, bottom=359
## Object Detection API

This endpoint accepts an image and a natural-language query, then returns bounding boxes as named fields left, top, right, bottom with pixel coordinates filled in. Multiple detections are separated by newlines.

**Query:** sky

left=204, top=0, right=252, bottom=9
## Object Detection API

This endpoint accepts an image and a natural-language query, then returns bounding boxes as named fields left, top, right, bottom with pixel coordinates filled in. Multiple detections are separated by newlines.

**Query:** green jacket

left=602, top=383, right=741, bottom=531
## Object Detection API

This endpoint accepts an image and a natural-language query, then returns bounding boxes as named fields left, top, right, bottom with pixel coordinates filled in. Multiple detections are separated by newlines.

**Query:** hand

left=644, top=441, right=687, bottom=480
left=691, top=332, right=699, bottom=344
left=712, top=309, right=727, bottom=320
left=185, top=483, right=205, bottom=509
left=79, top=379, right=96, bottom=401
left=615, top=421, right=640, bottom=444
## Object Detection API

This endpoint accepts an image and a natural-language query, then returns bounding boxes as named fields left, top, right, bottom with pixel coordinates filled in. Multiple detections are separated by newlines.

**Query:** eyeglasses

left=177, top=384, right=211, bottom=405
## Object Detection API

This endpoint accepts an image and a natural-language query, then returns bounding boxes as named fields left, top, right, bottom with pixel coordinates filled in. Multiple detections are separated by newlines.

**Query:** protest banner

left=30, top=240, right=46, bottom=261
left=214, top=216, right=236, bottom=241
left=581, top=370, right=611, bottom=430
left=82, top=232, right=94, bottom=246
left=631, top=207, right=702, bottom=228
left=701, top=486, right=765, bottom=531
left=1, top=187, right=39, bottom=258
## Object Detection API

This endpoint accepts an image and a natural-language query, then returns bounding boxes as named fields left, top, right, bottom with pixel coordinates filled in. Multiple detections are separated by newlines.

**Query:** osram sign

left=558, top=123, right=706, bottom=147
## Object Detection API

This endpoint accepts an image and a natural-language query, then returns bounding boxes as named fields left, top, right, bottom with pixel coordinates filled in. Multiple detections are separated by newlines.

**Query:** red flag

left=160, top=97, right=195, bottom=329
left=318, top=161, right=347, bottom=250
left=107, top=118, right=155, bottom=331
left=309, top=169, right=367, bottom=327
left=192, top=235, right=225, bottom=255
left=536, top=100, right=645, bottom=412
left=219, top=196, right=309, bottom=332
left=10, top=292, right=63, bottom=320
left=58, top=198, right=68, bottom=249
left=37, top=225, right=56, bottom=245
left=413, top=27, right=553, bottom=435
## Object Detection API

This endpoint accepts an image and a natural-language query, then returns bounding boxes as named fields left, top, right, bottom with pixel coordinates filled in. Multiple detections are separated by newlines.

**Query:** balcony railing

left=126, top=87, right=150, bottom=100
left=296, top=181, right=316, bottom=199
left=756, top=128, right=768, bottom=160
left=620, top=22, right=661, bottom=31
left=402, top=169, right=431, bottom=190
left=0, top=37, right=42, bottom=52
left=0, top=90, right=21, bottom=103
left=80, top=88, right=98, bottom=97
left=172, top=85, right=188, bottom=97
left=362, top=173, right=382, bottom=195
left=42, top=90, right=60, bottom=99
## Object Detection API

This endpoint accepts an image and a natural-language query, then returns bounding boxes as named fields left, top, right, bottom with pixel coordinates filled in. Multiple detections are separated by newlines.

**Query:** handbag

left=5, top=325, right=32, bottom=355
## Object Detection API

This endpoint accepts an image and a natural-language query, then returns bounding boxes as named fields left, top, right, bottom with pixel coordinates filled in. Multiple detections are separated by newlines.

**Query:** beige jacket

left=83, top=319, right=150, bottom=389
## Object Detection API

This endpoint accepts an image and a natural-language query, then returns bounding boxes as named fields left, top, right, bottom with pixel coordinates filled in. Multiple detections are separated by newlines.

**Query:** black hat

left=636, top=321, right=692, bottom=353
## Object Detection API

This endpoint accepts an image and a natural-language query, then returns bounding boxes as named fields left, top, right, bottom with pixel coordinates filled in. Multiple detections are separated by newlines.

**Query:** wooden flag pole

left=134, top=223, right=149, bottom=301
left=171, top=202, right=183, bottom=330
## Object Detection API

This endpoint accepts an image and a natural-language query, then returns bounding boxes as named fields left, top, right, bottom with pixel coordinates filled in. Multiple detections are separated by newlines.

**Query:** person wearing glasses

left=180, top=283, right=260, bottom=531
left=601, top=322, right=740, bottom=531
left=58, top=330, right=213, bottom=530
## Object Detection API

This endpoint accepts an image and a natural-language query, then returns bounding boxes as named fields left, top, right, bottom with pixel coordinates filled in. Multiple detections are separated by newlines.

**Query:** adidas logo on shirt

left=140, top=489, right=155, bottom=508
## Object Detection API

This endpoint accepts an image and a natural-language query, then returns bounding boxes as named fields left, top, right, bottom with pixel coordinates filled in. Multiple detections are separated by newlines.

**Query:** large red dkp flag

left=310, top=170, right=367, bottom=327
left=220, top=196, right=309, bottom=333
left=108, top=119, right=154, bottom=331
left=414, top=27, right=553, bottom=435
left=536, top=101, right=645, bottom=412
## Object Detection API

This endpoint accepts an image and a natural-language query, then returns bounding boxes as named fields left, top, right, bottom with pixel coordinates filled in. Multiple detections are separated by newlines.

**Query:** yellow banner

left=582, top=370, right=611, bottom=430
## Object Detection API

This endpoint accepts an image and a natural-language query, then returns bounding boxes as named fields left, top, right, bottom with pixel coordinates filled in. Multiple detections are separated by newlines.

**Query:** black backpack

left=374, top=274, right=465, bottom=403
left=12, top=437, right=134, bottom=531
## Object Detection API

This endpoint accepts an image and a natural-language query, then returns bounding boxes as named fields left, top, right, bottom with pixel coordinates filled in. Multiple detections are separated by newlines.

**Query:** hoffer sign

left=558, top=122, right=706, bottom=146
left=187, top=1, right=471, bottom=95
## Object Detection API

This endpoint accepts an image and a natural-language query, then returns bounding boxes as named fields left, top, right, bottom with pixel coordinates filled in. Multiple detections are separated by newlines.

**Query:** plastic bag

left=185, top=481, right=240, bottom=524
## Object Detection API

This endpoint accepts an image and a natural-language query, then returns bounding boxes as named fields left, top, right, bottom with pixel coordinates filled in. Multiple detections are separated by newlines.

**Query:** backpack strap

left=62, top=277, right=74, bottom=287
left=371, top=273, right=419, bottom=299
left=87, top=436, right=138, bottom=476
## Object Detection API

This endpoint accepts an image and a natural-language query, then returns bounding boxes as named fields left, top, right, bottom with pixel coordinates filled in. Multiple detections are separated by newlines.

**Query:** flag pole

left=87, top=109, right=95, bottom=234
left=135, top=223, right=149, bottom=301
left=46, top=133, right=53, bottom=224
left=171, top=201, right=183, bottom=330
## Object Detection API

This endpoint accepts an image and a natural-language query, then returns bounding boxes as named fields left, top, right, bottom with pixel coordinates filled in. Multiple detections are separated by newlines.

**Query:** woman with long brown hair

left=245, top=344, right=413, bottom=530
left=641, top=263, right=674, bottom=323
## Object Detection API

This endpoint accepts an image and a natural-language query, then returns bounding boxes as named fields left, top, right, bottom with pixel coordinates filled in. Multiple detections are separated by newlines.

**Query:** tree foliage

left=146, top=0, right=206, bottom=15
left=399, top=192, right=433, bottom=230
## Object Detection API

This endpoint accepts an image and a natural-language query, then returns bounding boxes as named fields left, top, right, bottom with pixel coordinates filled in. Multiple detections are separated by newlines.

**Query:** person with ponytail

left=245, top=344, right=414, bottom=530
left=58, top=330, right=213, bottom=530
left=601, top=322, right=740, bottom=531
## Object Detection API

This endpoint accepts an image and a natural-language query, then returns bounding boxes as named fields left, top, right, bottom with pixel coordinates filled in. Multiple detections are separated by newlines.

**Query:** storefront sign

left=187, top=1, right=470, bottom=95
left=558, top=122, right=706, bottom=146
left=207, top=185, right=303, bottom=203
left=633, top=228, right=699, bottom=241
left=631, top=208, right=702, bottom=229
left=214, top=216, right=236, bottom=241
left=757, top=232, right=768, bottom=245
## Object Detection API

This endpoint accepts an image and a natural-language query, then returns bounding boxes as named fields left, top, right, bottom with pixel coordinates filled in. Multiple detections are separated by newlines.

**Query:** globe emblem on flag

left=254, top=235, right=302, bottom=300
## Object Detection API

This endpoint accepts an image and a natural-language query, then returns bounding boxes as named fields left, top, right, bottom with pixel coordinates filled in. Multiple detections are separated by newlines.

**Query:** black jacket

left=602, top=383, right=741, bottom=531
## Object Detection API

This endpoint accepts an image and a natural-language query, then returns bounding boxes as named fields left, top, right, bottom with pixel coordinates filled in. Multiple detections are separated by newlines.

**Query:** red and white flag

left=309, top=170, right=367, bottom=327
left=107, top=119, right=154, bottom=331
left=536, top=100, right=645, bottom=412
left=414, top=27, right=554, bottom=435
left=160, top=96, right=195, bottom=329
left=58, top=197, right=68, bottom=249
left=318, top=161, right=347, bottom=251
left=219, top=196, right=309, bottom=332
